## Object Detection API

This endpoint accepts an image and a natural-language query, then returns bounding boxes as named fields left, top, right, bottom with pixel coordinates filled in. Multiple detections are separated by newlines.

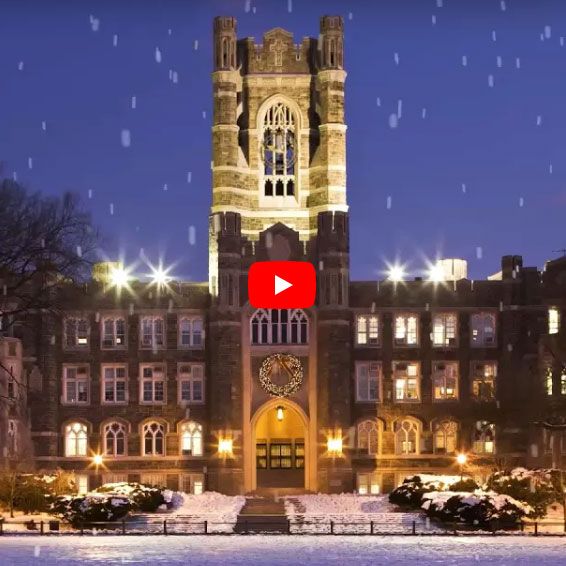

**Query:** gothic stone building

left=4, top=16, right=566, bottom=495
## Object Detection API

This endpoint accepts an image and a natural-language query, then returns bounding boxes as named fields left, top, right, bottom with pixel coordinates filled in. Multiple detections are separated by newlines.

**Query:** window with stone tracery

left=261, top=103, right=296, bottom=198
left=251, top=309, right=308, bottom=345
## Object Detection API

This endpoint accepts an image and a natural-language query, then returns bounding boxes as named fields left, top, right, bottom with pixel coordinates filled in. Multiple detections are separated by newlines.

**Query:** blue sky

left=1, top=0, right=566, bottom=281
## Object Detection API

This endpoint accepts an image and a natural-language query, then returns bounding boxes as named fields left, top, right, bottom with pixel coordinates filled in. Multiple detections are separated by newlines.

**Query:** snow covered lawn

left=284, top=494, right=424, bottom=534
left=0, top=535, right=565, bottom=565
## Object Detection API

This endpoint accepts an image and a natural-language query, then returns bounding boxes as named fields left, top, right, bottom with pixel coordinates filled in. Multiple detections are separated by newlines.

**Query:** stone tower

left=208, top=15, right=352, bottom=493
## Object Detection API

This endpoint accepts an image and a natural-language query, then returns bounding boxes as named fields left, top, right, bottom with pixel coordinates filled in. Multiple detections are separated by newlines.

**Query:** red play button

left=248, top=261, right=316, bottom=309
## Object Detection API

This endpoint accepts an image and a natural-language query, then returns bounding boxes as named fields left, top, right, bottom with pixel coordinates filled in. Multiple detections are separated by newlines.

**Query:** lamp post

left=456, top=453, right=467, bottom=482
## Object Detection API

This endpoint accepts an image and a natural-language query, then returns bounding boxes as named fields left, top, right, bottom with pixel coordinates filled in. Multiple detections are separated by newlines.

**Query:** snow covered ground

left=1, top=535, right=565, bottom=565
left=284, top=494, right=425, bottom=534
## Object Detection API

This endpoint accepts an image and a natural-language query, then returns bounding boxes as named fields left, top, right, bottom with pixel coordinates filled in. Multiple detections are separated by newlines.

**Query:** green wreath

left=259, top=353, right=303, bottom=398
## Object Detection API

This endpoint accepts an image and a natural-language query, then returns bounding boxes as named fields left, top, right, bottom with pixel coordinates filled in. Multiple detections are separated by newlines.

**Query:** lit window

left=142, top=421, right=165, bottom=456
left=471, top=362, right=497, bottom=401
left=101, top=317, right=126, bottom=348
left=355, top=362, right=380, bottom=402
left=433, top=421, right=458, bottom=454
left=62, top=366, right=89, bottom=404
left=180, top=421, right=203, bottom=456
left=65, top=422, right=88, bottom=457
left=64, top=317, right=89, bottom=348
left=470, top=312, right=496, bottom=347
left=140, top=316, right=165, bottom=349
left=103, top=422, right=127, bottom=456
left=102, top=365, right=127, bottom=404
left=394, top=314, right=418, bottom=346
left=178, top=317, right=204, bottom=348
left=548, top=307, right=560, bottom=335
left=356, top=315, right=379, bottom=346
left=357, top=472, right=381, bottom=495
left=545, top=367, right=553, bottom=396
left=393, top=362, right=420, bottom=402
left=178, top=364, right=205, bottom=404
left=180, top=473, right=205, bottom=495
left=140, top=365, right=166, bottom=404
left=75, top=474, right=89, bottom=494
left=357, top=420, right=380, bottom=455
left=432, top=313, right=457, bottom=347
left=561, top=369, right=566, bottom=396
left=261, top=102, right=296, bottom=199
left=433, top=362, right=458, bottom=400
left=250, top=309, right=308, bottom=345
left=395, top=419, right=420, bottom=455
left=472, top=421, right=495, bottom=454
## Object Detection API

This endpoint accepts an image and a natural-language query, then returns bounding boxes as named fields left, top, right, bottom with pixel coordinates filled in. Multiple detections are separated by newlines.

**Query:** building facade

left=2, top=16, right=566, bottom=495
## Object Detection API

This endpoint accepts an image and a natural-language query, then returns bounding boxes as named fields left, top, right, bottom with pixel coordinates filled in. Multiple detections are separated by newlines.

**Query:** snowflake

left=121, top=129, right=131, bottom=147
left=155, top=47, right=162, bottom=63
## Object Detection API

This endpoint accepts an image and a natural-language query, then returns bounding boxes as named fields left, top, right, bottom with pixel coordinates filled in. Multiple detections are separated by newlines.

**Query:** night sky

left=2, top=0, right=566, bottom=282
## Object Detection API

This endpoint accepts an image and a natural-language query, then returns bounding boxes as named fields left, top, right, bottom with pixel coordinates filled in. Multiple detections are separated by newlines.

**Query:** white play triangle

left=274, top=274, right=293, bottom=295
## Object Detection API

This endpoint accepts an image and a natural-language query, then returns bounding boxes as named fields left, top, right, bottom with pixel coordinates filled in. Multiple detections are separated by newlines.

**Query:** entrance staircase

left=235, top=496, right=289, bottom=534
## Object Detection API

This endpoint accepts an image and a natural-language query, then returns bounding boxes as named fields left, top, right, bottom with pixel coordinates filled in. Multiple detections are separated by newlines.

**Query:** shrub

left=389, top=475, right=465, bottom=509
left=448, top=479, right=479, bottom=492
left=422, top=491, right=532, bottom=529
left=485, top=468, right=562, bottom=519
left=95, top=483, right=166, bottom=512
left=49, top=494, right=130, bottom=527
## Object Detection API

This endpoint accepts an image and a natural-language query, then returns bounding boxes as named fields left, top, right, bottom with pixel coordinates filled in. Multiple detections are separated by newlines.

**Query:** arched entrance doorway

left=251, top=399, right=308, bottom=490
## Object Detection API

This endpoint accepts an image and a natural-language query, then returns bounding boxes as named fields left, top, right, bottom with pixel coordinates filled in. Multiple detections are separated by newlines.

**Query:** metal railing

left=0, top=517, right=565, bottom=536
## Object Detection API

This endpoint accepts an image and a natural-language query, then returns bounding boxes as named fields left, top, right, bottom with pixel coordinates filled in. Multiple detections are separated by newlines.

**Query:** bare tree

left=0, top=177, right=99, bottom=403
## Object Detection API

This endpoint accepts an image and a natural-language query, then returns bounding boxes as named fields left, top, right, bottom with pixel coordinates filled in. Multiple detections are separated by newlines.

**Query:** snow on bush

left=389, top=475, right=478, bottom=509
left=485, top=468, right=562, bottom=519
left=421, top=490, right=532, bottom=528
left=49, top=493, right=130, bottom=527
left=95, top=483, right=166, bottom=512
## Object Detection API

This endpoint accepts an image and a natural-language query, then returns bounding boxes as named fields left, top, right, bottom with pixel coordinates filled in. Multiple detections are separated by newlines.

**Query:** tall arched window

left=104, top=422, right=127, bottom=457
left=251, top=309, right=308, bottom=345
left=142, top=422, right=165, bottom=456
left=394, top=419, right=420, bottom=455
left=357, top=420, right=380, bottom=455
left=180, top=421, right=203, bottom=456
left=65, top=422, right=88, bottom=457
left=261, top=102, right=296, bottom=198
left=433, top=420, right=458, bottom=454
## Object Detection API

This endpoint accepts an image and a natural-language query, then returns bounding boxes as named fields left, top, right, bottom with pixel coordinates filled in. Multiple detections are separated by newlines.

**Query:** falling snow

left=544, top=25, right=552, bottom=39
left=496, top=56, right=502, bottom=68
left=288, top=0, right=292, bottom=13
left=131, top=96, right=136, bottom=109
left=194, top=40, right=199, bottom=50
left=41, top=120, right=47, bottom=131
left=515, top=57, right=521, bottom=69
left=17, top=61, right=24, bottom=71
left=461, top=55, right=467, bottom=67
left=386, top=196, right=392, bottom=209
left=187, top=172, right=192, bottom=183
left=188, top=226, right=196, bottom=245
left=488, top=74, right=494, bottom=87
left=89, top=15, right=100, bottom=32
left=519, top=197, right=524, bottom=207
left=394, top=52, right=400, bottom=65
left=120, top=129, right=131, bottom=147
left=155, top=46, right=162, bottom=63
left=421, top=108, right=427, bottom=119
left=27, top=157, right=33, bottom=169
left=376, top=97, right=381, bottom=107
left=113, top=34, right=118, bottom=47
left=461, top=183, right=467, bottom=194
left=536, top=115, right=542, bottom=126
left=432, top=15, right=437, bottom=26
left=476, top=247, right=483, bottom=259
left=500, top=0, right=507, bottom=11
left=492, top=30, right=497, bottom=42
left=109, top=203, right=115, bottom=215
left=388, top=114, right=398, bottom=129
